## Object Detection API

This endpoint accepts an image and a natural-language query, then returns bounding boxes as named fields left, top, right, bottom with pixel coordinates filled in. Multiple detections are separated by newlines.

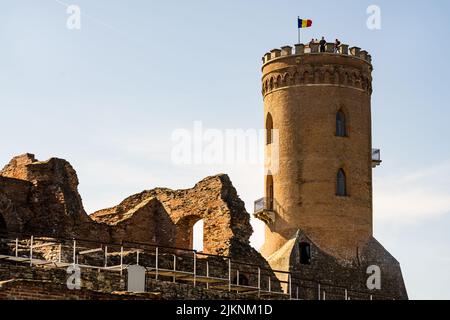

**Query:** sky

left=0, top=0, right=450, bottom=300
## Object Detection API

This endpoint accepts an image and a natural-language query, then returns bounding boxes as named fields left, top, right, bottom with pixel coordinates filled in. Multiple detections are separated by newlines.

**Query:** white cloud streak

left=374, top=161, right=450, bottom=223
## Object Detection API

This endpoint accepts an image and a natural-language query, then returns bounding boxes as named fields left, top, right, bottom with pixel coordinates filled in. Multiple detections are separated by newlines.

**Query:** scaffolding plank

left=211, top=284, right=261, bottom=293
left=1, top=256, right=30, bottom=262
left=32, top=242, right=57, bottom=249
left=147, top=269, right=193, bottom=278
left=180, top=275, right=228, bottom=284
left=79, top=247, right=103, bottom=255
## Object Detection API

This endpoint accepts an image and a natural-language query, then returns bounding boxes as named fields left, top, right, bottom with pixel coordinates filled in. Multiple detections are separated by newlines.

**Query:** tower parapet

left=262, top=43, right=373, bottom=98
left=262, top=43, right=372, bottom=64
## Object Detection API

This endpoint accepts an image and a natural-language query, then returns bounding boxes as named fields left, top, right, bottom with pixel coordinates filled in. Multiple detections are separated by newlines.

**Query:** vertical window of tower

left=336, top=110, right=347, bottom=137
left=336, top=169, right=347, bottom=197
left=299, top=242, right=311, bottom=265
left=266, top=113, right=273, bottom=145
left=266, top=174, right=274, bottom=210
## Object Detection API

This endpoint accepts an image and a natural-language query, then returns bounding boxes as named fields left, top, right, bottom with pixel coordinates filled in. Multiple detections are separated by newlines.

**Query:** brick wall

left=0, top=261, right=246, bottom=300
left=0, top=279, right=159, bottom=300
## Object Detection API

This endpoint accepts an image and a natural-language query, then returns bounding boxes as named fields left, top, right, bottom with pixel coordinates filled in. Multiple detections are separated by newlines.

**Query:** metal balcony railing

left=254, top=198, right=276, bottom=225
left=372, top=149, right=382, bottom=168
left=254, top=198, right=274, bottom=213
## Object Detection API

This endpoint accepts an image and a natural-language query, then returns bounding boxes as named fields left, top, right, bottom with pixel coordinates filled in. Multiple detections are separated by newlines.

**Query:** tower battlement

left=261, top=43, right=373, bottom=97
left=262, top=43, right=372, bottom=65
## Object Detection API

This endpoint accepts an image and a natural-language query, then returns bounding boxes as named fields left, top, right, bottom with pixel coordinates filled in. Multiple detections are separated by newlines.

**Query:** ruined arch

left=175, top=215, right=203, bottom=250
left=192, top=219, right=204, bottom=252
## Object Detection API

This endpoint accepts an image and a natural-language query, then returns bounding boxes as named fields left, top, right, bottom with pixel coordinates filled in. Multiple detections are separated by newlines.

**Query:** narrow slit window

left=337, top=169, right=347, bottom=197
left=266, top=113, right=274, bottom=145
left=336, top=111, right=347, bottom=137
left=266, top=174, right=274, bottom=210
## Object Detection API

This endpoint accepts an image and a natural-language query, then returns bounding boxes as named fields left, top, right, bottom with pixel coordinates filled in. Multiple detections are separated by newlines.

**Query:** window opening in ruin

left=192, top=219, right=204, bottom=252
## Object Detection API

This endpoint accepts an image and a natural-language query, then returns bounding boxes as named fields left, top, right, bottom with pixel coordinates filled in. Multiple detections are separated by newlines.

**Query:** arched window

left=192, top=219, right=204, bottom=252
left=336, top=169, right=347, bottom=197
left=266, top=113, right=273, bottom=145
left=299, top=242, right=311, bottom=265
left=336, top=110, right=347, bottom=137
left=266, top=174, right=274, bottom=210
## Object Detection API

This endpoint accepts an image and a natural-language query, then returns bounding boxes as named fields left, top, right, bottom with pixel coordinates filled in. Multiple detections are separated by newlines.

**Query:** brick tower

left=254, top=42, right=407, bottom=299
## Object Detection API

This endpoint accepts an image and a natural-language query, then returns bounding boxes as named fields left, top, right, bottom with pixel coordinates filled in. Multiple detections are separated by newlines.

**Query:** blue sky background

left=1, top=0, right=449, bottom=299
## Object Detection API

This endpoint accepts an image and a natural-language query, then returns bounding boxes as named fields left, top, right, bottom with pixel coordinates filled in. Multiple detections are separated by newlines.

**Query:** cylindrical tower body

left=259, top=45, right=374, bottom=260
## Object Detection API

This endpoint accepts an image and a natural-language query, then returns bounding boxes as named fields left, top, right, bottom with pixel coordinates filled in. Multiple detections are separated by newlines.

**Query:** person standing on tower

left=334, top=39, right=341, bottom=53
left=319, top=37, right=326, bottom=52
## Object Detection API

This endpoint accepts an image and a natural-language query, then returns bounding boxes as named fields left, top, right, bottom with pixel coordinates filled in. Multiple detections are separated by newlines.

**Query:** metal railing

left=0, top=231, right=395, bottom=300
left=254, top=197, right=274, bottom=213
left=372, top=148, right=382, bottom=168
left=372, top=149, right=381, bottom=162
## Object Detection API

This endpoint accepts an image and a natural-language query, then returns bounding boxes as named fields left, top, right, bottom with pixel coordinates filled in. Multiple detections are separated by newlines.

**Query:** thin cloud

left=374, top=161, right=450, bottom=223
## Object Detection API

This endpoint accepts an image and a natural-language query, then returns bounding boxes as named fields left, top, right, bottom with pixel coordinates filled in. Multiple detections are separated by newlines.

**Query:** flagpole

left=297, top=16, right=301, bottom=44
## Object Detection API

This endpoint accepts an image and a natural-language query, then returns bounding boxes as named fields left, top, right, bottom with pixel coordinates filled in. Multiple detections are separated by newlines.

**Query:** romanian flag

left=298, top=18, right=312, bottom=29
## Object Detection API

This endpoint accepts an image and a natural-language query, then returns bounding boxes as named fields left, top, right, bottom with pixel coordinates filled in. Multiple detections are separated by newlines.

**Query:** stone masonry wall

left=0, top=153, right=280, bottom=299
left=0, top=261, right=248, bottom=300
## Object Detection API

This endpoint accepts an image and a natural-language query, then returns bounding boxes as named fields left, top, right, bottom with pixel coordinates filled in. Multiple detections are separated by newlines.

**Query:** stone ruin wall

left=0, top=154, right=276, bottom=289
left=0, top=154, right=248, bottom=251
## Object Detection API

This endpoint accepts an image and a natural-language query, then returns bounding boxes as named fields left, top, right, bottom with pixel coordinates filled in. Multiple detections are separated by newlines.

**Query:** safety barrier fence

left=0, top=231, right=393, bottom=300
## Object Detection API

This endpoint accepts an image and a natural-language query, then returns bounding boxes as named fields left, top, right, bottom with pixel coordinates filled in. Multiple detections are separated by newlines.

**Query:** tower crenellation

left=262, top=43, right=372, bottom=64
left=261, top=43, right=373, bottom=98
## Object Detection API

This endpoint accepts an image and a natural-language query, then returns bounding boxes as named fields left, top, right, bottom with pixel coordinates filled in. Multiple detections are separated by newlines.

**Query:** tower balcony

left=254, top=198, right=276, bottom=225
left=372, top=148, right=382, bottom=168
